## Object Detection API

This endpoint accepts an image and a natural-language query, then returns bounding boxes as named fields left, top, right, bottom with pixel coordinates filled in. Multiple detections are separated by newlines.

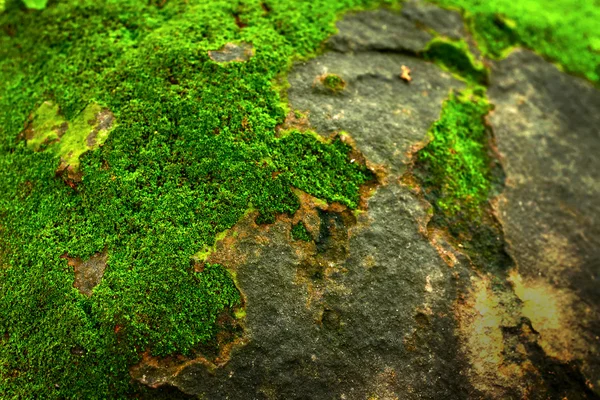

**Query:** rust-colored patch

left=61, top=250, right=108, bottom=296
left=277, top=109, right=311, bottom=133
left=55, top=162, right=84, bottom=189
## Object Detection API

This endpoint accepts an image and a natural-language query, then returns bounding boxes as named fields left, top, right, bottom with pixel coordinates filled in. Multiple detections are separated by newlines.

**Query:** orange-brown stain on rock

left=455, top=274, right=536, bottom=398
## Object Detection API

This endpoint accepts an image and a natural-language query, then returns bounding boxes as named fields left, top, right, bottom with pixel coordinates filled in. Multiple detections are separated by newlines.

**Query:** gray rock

left=143, top=184, right=470, bottom=399
left=489, top=49, right=600, bottom=395
left=327, top=8, right=432, bottom=54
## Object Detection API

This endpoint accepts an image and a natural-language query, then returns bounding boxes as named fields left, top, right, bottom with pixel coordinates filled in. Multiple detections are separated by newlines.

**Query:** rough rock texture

left=134, top=188, right=474, bottom=399
left=489, top=49, right=600, bottom=393
left=401, top=0, right=467, bottom=40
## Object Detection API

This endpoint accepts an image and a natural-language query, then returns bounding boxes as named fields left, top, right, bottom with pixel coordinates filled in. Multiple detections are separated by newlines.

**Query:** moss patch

left=291, top=221, right=312, bottom=242
left=0, top=0, right=383, bottom=397
left=415, top=89, right=492, bottom=219
left=433, top=0, right=600, bottom=83
left=322, top=73, right=346, bottom=92
left=423, top=38, right=488, bottom=85
left=413, top=89, right=511, bottom=273
left=468, top=13, right=519, bottom=58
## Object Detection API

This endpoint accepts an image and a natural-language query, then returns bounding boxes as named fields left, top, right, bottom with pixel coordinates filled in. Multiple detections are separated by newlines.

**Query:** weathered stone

left=288, top=9, right=464, bottom=175
left=488, top=49, right=600, bottom=396
left=327, top=9, right=432, bottom=54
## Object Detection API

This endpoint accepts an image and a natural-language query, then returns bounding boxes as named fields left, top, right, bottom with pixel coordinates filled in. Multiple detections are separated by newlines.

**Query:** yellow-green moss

left=423, top=38, right=488, bottom=85
left=27, top=101, right=114, bottom=171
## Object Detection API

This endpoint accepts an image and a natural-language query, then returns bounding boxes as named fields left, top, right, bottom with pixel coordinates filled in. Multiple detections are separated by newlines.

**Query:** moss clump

left=423, top=39, right=488, bottom=85
left=322, top=73, right=346, bottom=92
left=469, top=13, right=519, bottom=58
left=415, top=89, right=492, bottom=219
left=433, top=0, right=600, bottom=83
left=414, top=89, right=511, bottom=273
left=291, top=221, right=312, bottom=242
left=0, top=0, right=381, bottom=397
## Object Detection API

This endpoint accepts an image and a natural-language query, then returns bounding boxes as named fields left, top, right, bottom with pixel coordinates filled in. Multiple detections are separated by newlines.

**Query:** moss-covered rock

left=0, top=0, right=598, bottom=398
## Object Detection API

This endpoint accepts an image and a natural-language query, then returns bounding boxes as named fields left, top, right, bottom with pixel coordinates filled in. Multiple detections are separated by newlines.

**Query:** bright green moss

left=415, top=89, right=492, bottom=220
left=0, top=0, right=382, bottom=397
left=433, top=0, right=600, bottom=83
left=22, top=0, right=47, bottom=10
left=291, top=221, right=312, bottom=242
left=468, top=13, right=519, bottom=58
left=322, top=73, right=346, bottom=92
left=414, top=89, right=511, bottom=273
left=423, top=38, right=488, bottom=85
left=24, top=101, right=65, bottom=151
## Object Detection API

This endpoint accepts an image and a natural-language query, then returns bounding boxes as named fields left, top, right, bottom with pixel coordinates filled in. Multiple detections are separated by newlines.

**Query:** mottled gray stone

left=488, top=49, right=600, bottom=393
left=159, top=183, right=469, bottom=399
left=327, top=9, right=432, bottom=54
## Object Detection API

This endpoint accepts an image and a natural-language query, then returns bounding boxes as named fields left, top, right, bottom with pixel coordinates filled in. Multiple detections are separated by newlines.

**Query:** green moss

left=24, top=101, right=65, bottom=151
left=415, top=89, right=492, bottom=220
left=0, top=0, right=381, bottom=397
left=291, top=221, right=312, bottom=242
left=468, top=12, right=519, bottom=58
left=423, top=38, right=488, bottom=85
left=322, top=73, right=346, bottom=92
left=22, top=0, right=47, bottom=10
left=433, top=0, right=600, bottom=83
left=414, top=89, right=511, bottom=273
left=26, top=101, right=114, bottom=171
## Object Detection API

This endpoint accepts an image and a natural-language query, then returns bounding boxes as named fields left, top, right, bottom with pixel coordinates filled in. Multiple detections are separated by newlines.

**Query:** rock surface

left=489, top=49, right=600, bottom=394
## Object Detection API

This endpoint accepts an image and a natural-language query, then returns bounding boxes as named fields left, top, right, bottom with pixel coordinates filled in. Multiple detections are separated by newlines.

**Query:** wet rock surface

left=135, top=7, right=600, bottom=400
